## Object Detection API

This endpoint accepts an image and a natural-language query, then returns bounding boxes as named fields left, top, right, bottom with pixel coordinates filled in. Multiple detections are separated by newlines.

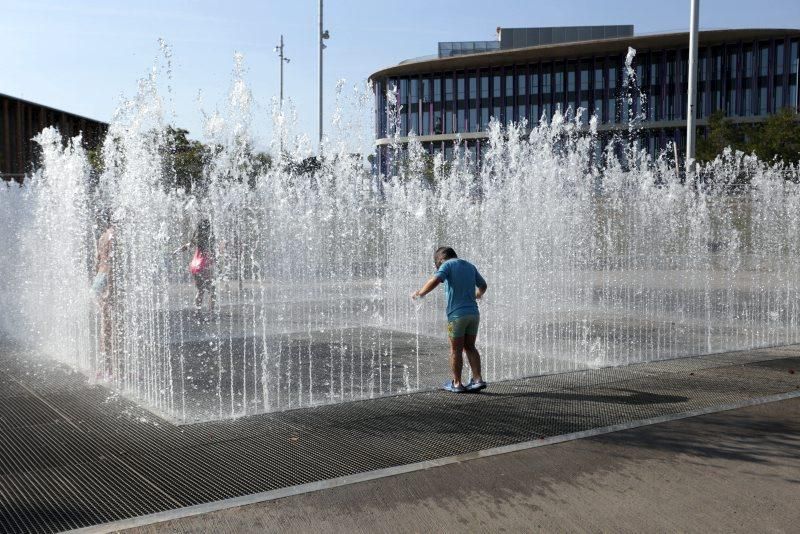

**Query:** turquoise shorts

left=447, top=315, right=480, bottom=339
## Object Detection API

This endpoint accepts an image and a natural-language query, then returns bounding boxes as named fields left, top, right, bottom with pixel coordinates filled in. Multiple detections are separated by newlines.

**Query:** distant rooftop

left=438, top=25, right=634, bottom=58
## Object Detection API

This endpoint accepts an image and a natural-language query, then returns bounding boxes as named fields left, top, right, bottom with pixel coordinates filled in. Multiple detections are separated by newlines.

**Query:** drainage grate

left=0, top=397, right=64, bottom=429
left=0, top=347, right=798, bottom=533
left=0, top=458, right=180, bottom=533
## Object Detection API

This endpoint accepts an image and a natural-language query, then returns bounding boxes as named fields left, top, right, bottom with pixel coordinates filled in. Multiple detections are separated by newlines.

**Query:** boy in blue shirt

left=412, top=247, right=488, bottom=393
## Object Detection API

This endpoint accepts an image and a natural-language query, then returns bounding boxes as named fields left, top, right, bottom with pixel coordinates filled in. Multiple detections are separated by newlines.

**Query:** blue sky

left=1, top=0, right=798, bottom=151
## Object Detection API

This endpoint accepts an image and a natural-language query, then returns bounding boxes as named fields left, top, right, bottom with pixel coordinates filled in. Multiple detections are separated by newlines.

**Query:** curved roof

left=369, top=28, right=800, bottom=81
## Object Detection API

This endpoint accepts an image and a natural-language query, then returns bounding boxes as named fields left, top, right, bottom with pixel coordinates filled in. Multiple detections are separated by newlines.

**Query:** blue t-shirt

left=435, top=258, right=487, bottom=321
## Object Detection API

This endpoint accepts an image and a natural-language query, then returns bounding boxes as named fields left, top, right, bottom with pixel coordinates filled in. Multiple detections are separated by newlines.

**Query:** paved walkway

left=124, top=397, right=800, bottom=534
left=0, top=343, right=798, bottom=533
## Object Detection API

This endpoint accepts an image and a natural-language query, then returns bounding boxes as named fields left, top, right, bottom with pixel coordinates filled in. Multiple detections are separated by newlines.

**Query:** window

left=542, top=64, right=552, bottom=121
left=790, top=40, right=799, bottom=111
left=633, top=60, right=644, bottom=119
left=743, top=45, right=754, bottom=115
left=744, top=85, right=753, bottom=116
left=468, top=140, right=478, bottom=164
left=480, top=71, right=490, bottom=129
left=744, top=46, right=754, bottom=77
left=608, top=65, right=617, bottom=122
left=421, top=78, right=431, bottom=135
left=492, top=70, right=502, bottom=124
left=468, top=73, right=478, bottom=132
left=711, top=47, right=722, bottom=113
left=457, top=74, right=465, bottom=133
left=505, top=70, right=514, bottom=125
left=433, top=76, right=443, bottom=134
left=774, top=42, right=785, bottom=111
left=725, top=51, right=737, bottom=116
left=697, top=52, right=706, bottom=118
left=554, top=65, right=564, bottom=115
left=649, top=53, right=661, bottom=121
left=567, top=63, right=577, bottom=113
left=399, top=78, right=408, bottom=135
left=593, top=64, right=604, bottom=122
left=375, top=80, right=385, bottom=137
left=666, top=51, right=677, bottom=120
left=409, top=78, right=419, bottom=134
left=759, top=43, right=769, bottom=76
left=445, top=75, right=454, bottom=133
left=480, top=72, right=489, bottom=97
left=757, top=42, right=770, bottom=115
left=517, top=68, right=527, bottom=125
left=530, top=66, right=540, bottom=124
left=759, top=85, right=768, bottom=115
left=579, top=61, right=589, bottom=124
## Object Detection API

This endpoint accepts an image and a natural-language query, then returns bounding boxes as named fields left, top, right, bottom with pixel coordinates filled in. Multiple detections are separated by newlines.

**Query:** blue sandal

left=465, top=379, right=487, bottom=392
left=443, top=380, right=466, bottom=393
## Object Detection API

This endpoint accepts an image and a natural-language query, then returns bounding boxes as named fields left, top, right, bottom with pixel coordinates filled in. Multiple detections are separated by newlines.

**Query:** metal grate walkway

left=0, top=344, right=798, bottom=533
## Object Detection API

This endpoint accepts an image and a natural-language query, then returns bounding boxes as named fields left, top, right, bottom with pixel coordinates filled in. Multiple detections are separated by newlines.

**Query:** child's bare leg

left=449, top=336, right=465, bottom=386
left=193, top=275, right=204, bottom=310
left=207, top=276, right=216, bottom=312
left=464, top=334, right=482, bottom=381
left=99, top=300, right=113, bottom=374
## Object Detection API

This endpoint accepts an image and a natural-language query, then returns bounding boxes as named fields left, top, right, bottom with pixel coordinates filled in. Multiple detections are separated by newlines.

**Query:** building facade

left=370, top=27, right=800, bottom=170
left=1, top=93, right=108, bottom=183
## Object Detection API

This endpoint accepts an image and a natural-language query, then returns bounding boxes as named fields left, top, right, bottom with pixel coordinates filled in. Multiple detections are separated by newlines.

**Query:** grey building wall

left=499, top=25, right=634, bottom=49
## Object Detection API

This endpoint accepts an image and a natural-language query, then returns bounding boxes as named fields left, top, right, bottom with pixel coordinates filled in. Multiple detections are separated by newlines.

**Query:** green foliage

left=696, top=110, right=744, bottom=162
left=161, top=126, right=272, bottom=193
left=697, top=108, right=800, bottom=165
left=749, top=108, right=800, bottom=164
left=86, top=147, right=104, bottom=174
left=162, top=126, right=210, bottom=192
left=283, top=156, right=321, bottom=176
left=251, top=151, right=272, bottom=176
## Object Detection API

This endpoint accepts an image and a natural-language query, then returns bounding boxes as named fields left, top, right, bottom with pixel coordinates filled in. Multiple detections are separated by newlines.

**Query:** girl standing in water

left=174, top=217, right=216, bottom=313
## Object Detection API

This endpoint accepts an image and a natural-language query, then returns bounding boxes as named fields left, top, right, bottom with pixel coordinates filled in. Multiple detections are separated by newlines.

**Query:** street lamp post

left=686, top=0, right=700, bottom=172
left=318, top=0, right=330, bottom=151
left=274, top=34, right=290, bottom=107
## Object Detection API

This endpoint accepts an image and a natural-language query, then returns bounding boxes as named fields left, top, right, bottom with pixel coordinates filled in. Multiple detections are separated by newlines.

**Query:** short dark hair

left=434, top=246, right=457, bottom=267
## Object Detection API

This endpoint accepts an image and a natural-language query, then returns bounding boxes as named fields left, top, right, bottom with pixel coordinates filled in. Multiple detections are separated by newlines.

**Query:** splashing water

left=1, top=50, right=799, bottom=423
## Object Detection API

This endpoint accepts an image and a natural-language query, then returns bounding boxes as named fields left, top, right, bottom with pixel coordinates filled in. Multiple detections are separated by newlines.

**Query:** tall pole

left=686, top=0, right=700, bottom=171
left=275, top=35, right=290, bottom=107
left=275, top=36, right=290, bottom=155
left=318, top=0, right=324, bottom=149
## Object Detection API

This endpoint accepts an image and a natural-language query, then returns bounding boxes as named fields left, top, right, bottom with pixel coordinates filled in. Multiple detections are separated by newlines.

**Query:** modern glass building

left=370, top=26, right=800, bottom=169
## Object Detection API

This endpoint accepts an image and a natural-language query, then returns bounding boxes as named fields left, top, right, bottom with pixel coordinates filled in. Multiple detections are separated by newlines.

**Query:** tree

left=748, top=108, right=800, bottom=165
left=697, top=108, right=800, bottom=166
left=163, top=126, right=209, bottom=192
left=696, top=110, right=744, bottom=163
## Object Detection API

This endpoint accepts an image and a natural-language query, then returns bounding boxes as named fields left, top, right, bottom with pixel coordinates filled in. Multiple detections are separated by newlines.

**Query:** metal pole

left=274, top=36, right=290, bottom=155
left=318, top=0, right=323, bottom=149
left=686, top=0, right=700, bottom=171
left=673, top=142, right=681, bottom=182
left=274, top=35, right=290, bottom=108
left=279, top=35, right=284, bottom=105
